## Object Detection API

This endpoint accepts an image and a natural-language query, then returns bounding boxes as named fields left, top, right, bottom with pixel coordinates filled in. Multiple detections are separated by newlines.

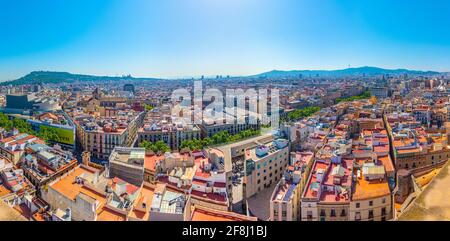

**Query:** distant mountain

left=2, top=67, right=446, bottom=86
left=0, top=71, right=162, bottom=86
left=253, top=66, right=443, bottom=78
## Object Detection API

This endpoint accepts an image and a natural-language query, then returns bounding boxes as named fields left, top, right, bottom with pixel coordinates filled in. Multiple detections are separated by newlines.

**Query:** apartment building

left=137, top=106, right=201, bottom=150
left=154, top=150, right=229, bottom=211
left=301, top=158, right=353, bottom=221
left=270, top=151, right=314, bottom=221
left=198, top=110, right=261, bottom=138
left=350, top=158, right=392, bottom=221
left=207, top=133, right=275, bottom=205
left=21, top=143, right=77, bottom=189
left=41, top=164, right=107, bottom=221
left=0, top=157, right=34, bottom=201
left=350, top=128, right=395, bottom=221
left=149, top=183, right=187, bottom=221
left=386, top=112, right=450, bottom=170
left=108, top=147, right=145, bottom=186
left=245, top=139, right=290, bottom=198
left=0, top=132, right=41, bottom=165
left=143, top=153, right=165, bottom=183
left=370, top=87, right=389, bottom=99
left=282, top=117, right=331, bottom=151
left=74, top=109, right=145, bottom=162
left=41, top=163, right=185, bottom=221
left=300, top=116, right=354, bottom=221
left=138, top=123, right=201, bottom=151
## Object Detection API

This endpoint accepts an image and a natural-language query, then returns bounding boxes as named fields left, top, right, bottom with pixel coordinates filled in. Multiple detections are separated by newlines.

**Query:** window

left=330, top=209, right=336, bottom=217
left=355, top=212, right=361, bottom=221
left=320, top=209, right=326, bottom=217
left=369, top=201, right=373, bottom=206
left=382, top=198, right=386, bottom=204
left=368, top=210, right=374, bottom=219
left=341, top=209, right=347, bottom=217
left=356, top=203, right=360, bottom=208
left=382, top=208, right=386, bottom=216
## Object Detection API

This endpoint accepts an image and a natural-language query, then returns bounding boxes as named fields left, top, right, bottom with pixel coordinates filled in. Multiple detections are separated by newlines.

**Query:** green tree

left=139, top=140, right=170, bottom=153
left=285, top=106, right=321, bottom=122
left=0, top=113, right=13, bottom=131
left=37, top=126, right=61, bottom=144
left=335, top=91, right=371, bottom=103
left=202, top=138, right=213, bottom=147
left=154, top=140, right=170, bottom=153
left=0, top=113, right=34, bottom=134
left=139, top=140, right=152, bottom=150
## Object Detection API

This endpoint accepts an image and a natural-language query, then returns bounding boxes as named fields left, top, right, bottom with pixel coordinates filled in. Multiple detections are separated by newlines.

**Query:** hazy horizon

left=1, top=0, right=450, bottom=81
left=2, top=65, right=448, bottom=82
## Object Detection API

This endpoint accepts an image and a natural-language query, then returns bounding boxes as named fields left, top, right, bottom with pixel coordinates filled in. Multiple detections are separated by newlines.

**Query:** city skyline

left=1, top=0, right=450, bottom=81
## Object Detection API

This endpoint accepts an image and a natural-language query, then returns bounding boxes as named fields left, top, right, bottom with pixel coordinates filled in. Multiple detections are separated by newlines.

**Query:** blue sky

left=1, top=0, right=450, bottom=80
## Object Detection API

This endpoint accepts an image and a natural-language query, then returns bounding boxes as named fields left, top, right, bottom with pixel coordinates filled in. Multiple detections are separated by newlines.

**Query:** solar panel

left=283, top=184, right=297, bottom=202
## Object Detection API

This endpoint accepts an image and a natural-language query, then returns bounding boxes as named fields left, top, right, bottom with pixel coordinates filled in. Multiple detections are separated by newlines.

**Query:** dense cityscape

left=0, top=70, right=449, bottom=221
left=1, top=4, right=450, bottom=238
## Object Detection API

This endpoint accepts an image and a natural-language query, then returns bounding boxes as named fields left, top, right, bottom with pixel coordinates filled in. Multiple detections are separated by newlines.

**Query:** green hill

left=0, top=71, right=161, bottom=86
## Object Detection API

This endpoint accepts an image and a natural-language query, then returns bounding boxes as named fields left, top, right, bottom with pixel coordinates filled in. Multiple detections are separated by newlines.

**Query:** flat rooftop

left=97, top=207, right=126, bottom=221
left=130, top=183, right=155, bottom=220
left=191, top=206, right=257, bottom=221
left=50, top=166, right=106, bottom=205
left=144, top=154, right=165, bottom=172
left=352, top=160, right=391, bottom=201
left=272, top=181, right=298, bottom=203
